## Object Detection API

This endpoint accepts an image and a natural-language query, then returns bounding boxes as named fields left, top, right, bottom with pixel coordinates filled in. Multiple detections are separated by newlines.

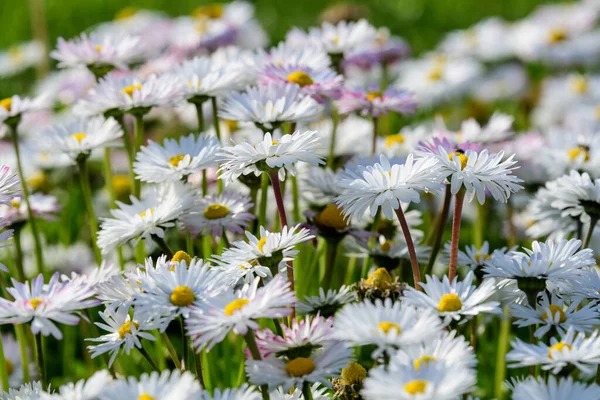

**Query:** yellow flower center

left=29, top=298, right=43, bottom=310
left=115, top=7, right=137, bottom=20
left=9, top=199, right=20, bottom=208
left=118, top=321, right=139, bottom=339
left=204, top=203, right=230, bottom=220
left=365, top=268, right=393, bottom=290
left=414, top=355, right=436, bottom=371
left=427, top=65, right=444, bottom=81
left=112, top=175, right=131, bottom=197
left=192, top=4, right=224, bottom=19
left=139, top=209, right=154, bottom=218
left=5, top=360, right=13, bottom=376
left=121, top=84, right=142, bottom=97
left=172, top=250, right=192, bottom=265
left=315, top=204, right=348, bottom=230
left=570, top=76, right=588, bottom=94
left=437, top=293, right=463, bottom=312
left=170, top=286, right=195, bottom=307
left=548, top=342, right=572, bottom=358
left=70, top=132, right=87, bottom=143
left=474, top=253, right=490, bottom=264
left=257, top=237, right=267, bottom=253
left=168, top=154, right=186, bottom=167
left=137, top=394, right=156, bottom=400
left=404, top=380, right=428, bottom=395
left=94, top=45, right=103, bottom=52
left=449, top=152, right=469, bottom=170
left=28, top=172, right=47, bottom=192
left=0, top=98, right=12, bottom=111
left=285, top=357, right=315, bottom=377
left=549, top=28, right=568, bottom=44
left=568, top=146, right=590, bottom=162
left=8, top=48, right=23, bottom=62
left=225, top=119, right=239, bottom=132
left=340, top=362, right=367, bottom=385
left=286, top=71, right=314, bottom=88
left=384, top=134, right=405, bottom=148
left=224, top=298, right=249, bottom=316
left=366, top=91, right=383, bottom=102
left=377, top=321, right=401, bottom=335
left=541, top=304, right=567, bottom=323
left=380, top=240, right=393, bottom=253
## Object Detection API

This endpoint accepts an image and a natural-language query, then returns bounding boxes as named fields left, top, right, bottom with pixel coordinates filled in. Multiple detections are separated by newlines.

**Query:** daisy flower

left=0, top=94, right=49, bottom=127
left=73, top=74, right=183, bottom=117
left=301, top=167, right=342, bottom=207
left=95, top=273, right=142, bottom=311
left=347, top=233, right=431, bottom=270
left=133, top=133, right=220, bottom=183
left=296, top=286, right=355, bottom=317
left=506, top=328, right=600, bottom=374
left=571, top=267, right=600, bottom=304
left=51, top=32, right=146, bottom=73
left=543, top=170, right=600, bottom=226
left=334, top=298, right=443, bottom=358
left=439, top=17, right=513, bottom=61
left=362, top=360, right=476, bottom=400
left=0, top=194, right=60, bottom=228
left=87, top=305, right=159, bottom=367
left=0, top=41, right=44, bottom=78
left=135, top=256, right=223, bottom=330
left=403, top=272, right=500, bottom=325
left=271, top=384, right=329, bottom=400
left=337, top=86, right=417, bottom=118
left=335, top=154, right=443, bottom=221
left=180, top=192, right=254, bottom=238
left=212, top=225, right=313, bottom=284
left=186, top=275, right=295, bottom=351
left=260, top=42, right=333, bottom=72
left=442, top=241, right=513, bottom=278
left=509, top=376, right=600, bottom=400
left=98, top=370, right=200, bottom=400
left=246, top=340, right=352, bottom=392
left=0, top=166, right=20, bottom=206
left=46, top=370, right=112, bottom=400
left=0, top=273, right=99, bottom=339
left=97, top=182, right=194, bottom=255
left=428, top=146, right=523, bottom=204
left=218, top=130, right=325, bottom=183
left=261, top=63, right=343, bottom=102
left=2, top=382, right=45, bottom=400
left=510, top=291, right=600, bottom=339
left=40, top=116, right=123, bottom=161
left=200, top=384, right=261, bottom=400
left=218, top=81, right=323, bottom=131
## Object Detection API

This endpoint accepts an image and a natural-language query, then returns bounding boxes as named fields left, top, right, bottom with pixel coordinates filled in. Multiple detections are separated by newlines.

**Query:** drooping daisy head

left=134, top=132, right=220, bottom=183
left=296, top=286, right=355, bottom=317
left=180, top=191, right=254, bottom=238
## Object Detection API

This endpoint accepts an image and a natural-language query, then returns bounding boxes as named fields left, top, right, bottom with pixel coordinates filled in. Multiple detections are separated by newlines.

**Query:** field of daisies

left=4, top=0, right=600, bottom=399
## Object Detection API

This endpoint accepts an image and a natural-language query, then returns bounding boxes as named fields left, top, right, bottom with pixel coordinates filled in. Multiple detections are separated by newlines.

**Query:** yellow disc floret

left=285, top=357, right=315, bottom=377
left=367, top=91, right=383, bottom=102
left=315, top=204, right=349, bottom=230
left=384, top=134, right=405, bottom=148
left=70, top=132, right=87, bottom=143
left=449, top=152, right=469, bottom=170
left=257, top=237, right=267, bottom=253
left=169, top=154, right=186, bottom=167
left=365, top=268, right=393, bottom=290
left=570, top=75, right=589, bottom=94
left=172, top=250, right=192, bottom=265
left=542, top=305, right=567, bottom=323
left=548, top=342, right=572, bottom=359
left=29, top=298, right=43, bottom=310
left=121, top=84, right=142, bottom=97
left=377, top=321, right=401, bottom=335
left=118, top=321, right=139, bottom=338
left=204, top=203, right=230, bottom=220
left=224, top=298, right=249, bottom=316
left=0, top=98, right=12, bottom=111
left=414, top=355, right=436, bottom=371
left=137, top=394, right=156, bottom=400
left=568, top=146, right=590, bottom=162
left=438, top=293, right=463, bottom=312
left=192, top=4, right=224, bottom=19
left=287, top=71, right=314, bottom=88
left=170, top=286, right=196, bottom=307
left=548, top=28, right=568, bottom=44
left=404, top=380, right=428, bottom=395
left=340, top=362, right=367, bottom=385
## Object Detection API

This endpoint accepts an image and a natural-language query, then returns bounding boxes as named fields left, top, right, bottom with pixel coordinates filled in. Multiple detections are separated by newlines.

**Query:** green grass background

left=2, top=0, right=570, bottom=55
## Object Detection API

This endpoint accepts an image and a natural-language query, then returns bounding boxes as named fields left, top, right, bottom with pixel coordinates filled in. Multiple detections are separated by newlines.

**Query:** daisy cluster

left=2, top=0, right=600, bottom=399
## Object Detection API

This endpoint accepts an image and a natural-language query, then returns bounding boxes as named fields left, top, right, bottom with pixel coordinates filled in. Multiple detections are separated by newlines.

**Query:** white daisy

left=218, top=130, right=325, bottom=183
left=510, top=291, right=600, bottom=339
left=542, top=170, right=600, bottom=226
left=95, top=273, right=141, bottom=311
left=261, top=63, right=343, bottom=102
left=403, top=272, right=500, bottom=325
left=40, top=116, right=123, bottom=161
left=0, top=166, right=20, bottom=206
left=0, top=194, right=60, bottom=227
left=200, top=384, right=261, bottom=400
left=2, top=382, right=45, bottom=400
left=186, top=275, right=295, bottom=351
left=441, top=241, right=513, bottom=277
left=335, top=154, right=443, bottom=221
left=270, top=384, right=329, bottom=400
left=97, top=182, right=194, bottom=255
left=285, top=19, right=377, bottom=55
left=509, top=376, right=600, bottom=400
left=45, top=370, right=112, bottom=400
left=334, top=299, right=443, bottom=358
left=133, top=133, right=220, bottom=183
left=439, top=17, right=513, bottom=61
left=259, top=42, right=332, bottom=72
left=506, top=328, right=600, bottom=374
left=296, top=286, right=355, bottom=317
left=0, top=41, right=44, bottom=78
left=301, top=167, right=342, bottom=207
left=180, top=192, right=254, bottom=238
left=87, top=305, right=160, bottom=367
left=0, top=95, right=50, bottom=126
left=97, top=370, right=200, bottom=400
left=218, top=81, right=323, bottom=131
left=0, top=273, right=99, bottom=339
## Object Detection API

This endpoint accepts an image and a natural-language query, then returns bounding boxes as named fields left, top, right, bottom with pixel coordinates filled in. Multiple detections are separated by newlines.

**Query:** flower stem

left=161, top=332, right=182, bottom=369
left=494, top=308, right=510, bottom=399
left=258, top=174, right=269, bottom=233
left=12, top=226, right=26, bottom=282
left=290, top=175, right=300, bottom=223
left=137, top=345, right=160, bottom=371
left=9, top=125, right=45, bottom=276
left=194, top=352, right=206, bottom=388
left=77, top=157, right=102, bottom=265
left=132, top=114, right=145, bottom=198
left=14, top=324, right=30, bottom=383
left=0, top=334, right=9, bottom=391
left=115, top=115, right=136, bottom=196
left=394, top=207, right=422, bottom=291
left=34, top=333, right=45, bottom=388
left=194, top=102, right=205, bottom=133
left=583, top=217, right=598, bottom=249
left=179, top=317, right=189, bottom=371
left=448, top=190, right=466, bottom=281
left=151, top=234, right=174, bottom=258
left=102, top=148, right=125, bottom=269
left=210, top=97, right=221, bottom=141
left=302, top=382, right=313, bottom=400
left=327, top=107, right=339, bottom=168
left=321, top=239, right=340, bottom=290
left=371, top=116, right=379, bottom=155
left=529, top=325, right=536, bottom=376
left=425, top=186, right=451, bottom=274
left=506, top=198, right=517, bottom=248
left=244, top=330, right=270, bottom=400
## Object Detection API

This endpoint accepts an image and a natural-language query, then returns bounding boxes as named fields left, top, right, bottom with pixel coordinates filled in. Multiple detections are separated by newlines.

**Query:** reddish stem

left=394, top=207, right=422, bottom=291
left=448, top=190, right=466, bottom=281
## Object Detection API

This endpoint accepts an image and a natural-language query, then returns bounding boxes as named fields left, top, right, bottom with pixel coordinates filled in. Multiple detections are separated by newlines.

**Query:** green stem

left=290, top=175, right=300, bottom=223
left=210, top=97, right=221, bottom=141
left=151, top=235, right=174, bottom=258
left=180, top=317, right=189, bottom=371
left=361, top=209, right=382, bottom=279
left=327, top=107, right=339, bottom=168
left=9, top=125, right=44, bottom=276
left=395, top=207, right=422, bottom=291
left=371, top=116, right=379, bottom=155
left=186, top=235, right=195, bottom=258
left=302, top=382, right=313, bottom=400
left=194, top=102, right=205, bottom=133
left=222, top=231, right=231, bottom=249
left=77, top=157, right=102, bottom=264
left=137, top=345, right=160, bottom=371
left=474, top=202, right=486, bottom=248
left=494, top=308, right=510, bottom=400
left=161, top=332, right=182, bottom=369
left=132, top=114, right=145, bottom=198
left=321, top=239, right=340, bottom=290
left=12, top=227, right=25, bottom=282
left=529, top=325, right=536, bottom=376
left=448, top=190, right=466, bottom=281
left=244, top=331, right=270, bottom=400
left=14, top=324, right=30, bottom=383
left=34, top=333, right=45, bottom=388
left=258, top=174, right=269, bottom=232
left=194, top=351, right=206, bottom=388
left=506, top=198, right=517, bottom=248
left=582, top=217, right=598, bottom=249
left=115, top=115, right=136, bottom=198
left=425, top=186, right=451, bottom=275
left=0, top=334, right=9, bottom=390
